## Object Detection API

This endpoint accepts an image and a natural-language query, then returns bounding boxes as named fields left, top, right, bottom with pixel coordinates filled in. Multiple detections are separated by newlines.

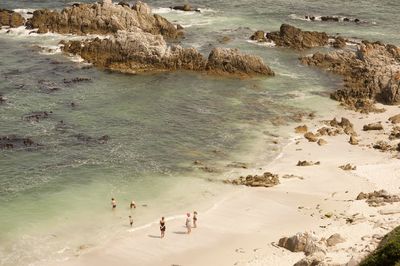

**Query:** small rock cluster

left=224, top=172, right=280, bottom=188
left=278, top=232, right=346, bottom=265
left=356, top=190, right=400, bottom=207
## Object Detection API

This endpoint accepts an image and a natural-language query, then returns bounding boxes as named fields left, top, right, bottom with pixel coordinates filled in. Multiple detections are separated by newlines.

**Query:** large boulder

left=205, top=47, right=275, bottom=77
left=26, top=1, right=181, bottom=39
left=61, top=29, right=274, bottom=78
left=301, top=41, right=400, bottom=108
left=266, top=24, right=329, bottom=50
left=0, top=9, right=25, bottom=27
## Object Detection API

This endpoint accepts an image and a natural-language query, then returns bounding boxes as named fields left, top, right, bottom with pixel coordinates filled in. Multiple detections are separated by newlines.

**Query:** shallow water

left=0, top=0, right=398, bottom=265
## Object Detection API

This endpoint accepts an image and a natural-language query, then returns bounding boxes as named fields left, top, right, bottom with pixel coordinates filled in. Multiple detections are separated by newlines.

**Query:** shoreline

left=56, top=103, right=400, bottom=266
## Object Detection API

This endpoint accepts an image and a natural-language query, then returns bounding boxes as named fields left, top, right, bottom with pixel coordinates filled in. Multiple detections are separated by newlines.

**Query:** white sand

left=58, top=104, right=400, bottom=266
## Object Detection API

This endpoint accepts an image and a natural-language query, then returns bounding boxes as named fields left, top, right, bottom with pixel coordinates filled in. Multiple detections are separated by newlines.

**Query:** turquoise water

left=0, top=0, right=398, bottom=265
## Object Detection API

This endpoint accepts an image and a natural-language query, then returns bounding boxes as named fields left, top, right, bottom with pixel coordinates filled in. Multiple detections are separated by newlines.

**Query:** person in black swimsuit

left=111, top=198, right=117, bottom=209
left=160, top=217, right=166, bottom=238
left=193, top=211, right=198, bottom=228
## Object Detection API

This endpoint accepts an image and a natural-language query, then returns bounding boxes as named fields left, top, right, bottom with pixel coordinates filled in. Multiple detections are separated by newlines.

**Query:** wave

left=289, top=13, right=371, bottom=24
left=13, top=8, right=35, bottom=19
left=152, top=7, right=216, bottom=15
left=246, top=39, right=276, bottom=47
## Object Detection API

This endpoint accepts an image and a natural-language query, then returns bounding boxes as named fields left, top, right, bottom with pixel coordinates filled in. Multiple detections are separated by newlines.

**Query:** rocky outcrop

left=0, top=9, right=25, bottom=27
left=23, top=111, right=52, bottom=122
left=26, top=1, right=182, bottom=39
left=357, top=190, right=400, bottom=207
left=304, top=132, right=318, bottom=142
left=265, top=24, right=329, bottom=50
left=61, top=29, right=274, bottom=77
left=205, top=47, right=274, bottom=77
left=224, top=172, right=279, bottom=188
left=301, top=41, right=400, bottom=110
left=303, top=15, right=362, bottom=24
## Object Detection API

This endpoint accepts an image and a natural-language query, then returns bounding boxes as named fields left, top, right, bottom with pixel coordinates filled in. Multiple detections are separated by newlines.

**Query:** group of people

left=111, top=198, right=198, bottom=238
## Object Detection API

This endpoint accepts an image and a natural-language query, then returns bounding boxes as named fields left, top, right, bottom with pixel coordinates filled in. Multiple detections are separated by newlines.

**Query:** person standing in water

left=193, top=211, right=198, bottom=228
left=111, top=198, right=117, bottom=209
left=185, top=213, right=192, bottom=234
left=129, top=215, right=133, bottom=227
left=160, top=217, right=166, bottom=238
left=130, top=200, right=136, bottom=209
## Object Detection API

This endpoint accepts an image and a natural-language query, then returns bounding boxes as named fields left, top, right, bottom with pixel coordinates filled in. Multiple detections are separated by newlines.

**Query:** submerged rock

left=0, top=9, right=25, bottom=27
left=26, top=1, right=182, bottom=39
left=265, top=24, right=329, bottom=50
left=23, top=111, right=52, bottom=122
left=171, top=4, right=200, bottom=12
left=0, top=135, right=38, bottom=150
left=301, top=41, right=400, bottom=109
left=60, top=29, right=274, bottom=77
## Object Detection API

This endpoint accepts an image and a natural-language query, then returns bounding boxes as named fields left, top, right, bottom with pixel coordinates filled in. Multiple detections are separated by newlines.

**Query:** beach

left=55, top=103, right=400, bottom=266
left=1, top=1, right=400, bottom=265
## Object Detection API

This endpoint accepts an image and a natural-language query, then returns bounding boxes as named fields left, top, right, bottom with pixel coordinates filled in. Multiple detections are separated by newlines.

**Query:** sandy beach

left=55, top=103, right=400, bottom=266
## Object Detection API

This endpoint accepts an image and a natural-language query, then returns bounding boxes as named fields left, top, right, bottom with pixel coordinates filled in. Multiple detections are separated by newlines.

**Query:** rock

left=250, top=30, right=266, bottom=42
left=61, top=30, right=274, bottom=78
left=304, top=132, right=318, bottom=142
left=74, top=134, right=110, bottom=144
left=297, top=160, right=320, bottom=166
left=324, top=212, right=333, bottom=218
left=329, top=117, right=355, bottom=135
left=317, top=127, right=340, bottom=136
left=266, top=24, right=329, bottom=50
left=373, top=140, right=392, bottom=151
left=0, top=94, right=6, bottom=104
left=0, top=135, right=38, bottom=149
left=133, top=1, right=152, bottom=15
left=333, top=36, right=346, bottom=49
left=226, top=162, right=248, bottom=169
left=278, top=232, right=326, bottom=255
left=205, top=47, right=275, bottom=77
left=363, top=122, right=383, bottom=131
left=171, top=4, right=200, bottom=12
left=389, top=126, right=400, bottom=140
left=63, top=77, right=91, bottom=84
left=317, top=139, right=327, bottom=146
left=27, top=2, right=181, bottom=39
left=217, top=36, right=231, bottom=44
left=295, top=125, right=308, bottom=134
left=118, top=1, right=130, bottom=8
left=23, top=111, right=52, bottom=122
left=294, top=252, right=325, bottom=266
left=356, top=190, right=400, bottom=207
left=349, top=135, right=359, bottom=145
left=300, top=41, right=400, bottom=108
left=225, top=172, right=280, bottom=188
left=389, top=114, right=400, bottom=124
left=326, top=233, right=345, bottom=246
left=379, top=208, right=400, bottom=215
left=339, top=163, right=356, bottom=170
left=0, top=9, right=25, bottom=27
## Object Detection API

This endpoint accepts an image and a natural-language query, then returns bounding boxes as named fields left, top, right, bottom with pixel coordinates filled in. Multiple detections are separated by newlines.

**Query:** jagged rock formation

left=60, top=28, right=274, bottom=77
left=301, top=41, right=400, bottom=110
left=357, top=190, right=400, bottom=207
left=26, top=1, right=182, bottom=39
left=0, top=9, right=25, bottom=27
left=263, top=24, right=329, bottom=50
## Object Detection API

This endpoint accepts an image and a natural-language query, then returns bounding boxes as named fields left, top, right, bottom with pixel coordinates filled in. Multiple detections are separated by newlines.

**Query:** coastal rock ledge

left=26, top=1, right=181, bottom=39
left=60, top=29, right=274, bottom=77
left=301, top=41, right=400, bottom=110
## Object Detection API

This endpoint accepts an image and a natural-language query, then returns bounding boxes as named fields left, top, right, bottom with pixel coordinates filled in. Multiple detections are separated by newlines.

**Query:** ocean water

left=0, top=0, right=399, bottom=265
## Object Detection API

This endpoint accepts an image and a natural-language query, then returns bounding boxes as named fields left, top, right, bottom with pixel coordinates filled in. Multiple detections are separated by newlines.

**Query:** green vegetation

left=360, top=226, right=400, bottom=266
